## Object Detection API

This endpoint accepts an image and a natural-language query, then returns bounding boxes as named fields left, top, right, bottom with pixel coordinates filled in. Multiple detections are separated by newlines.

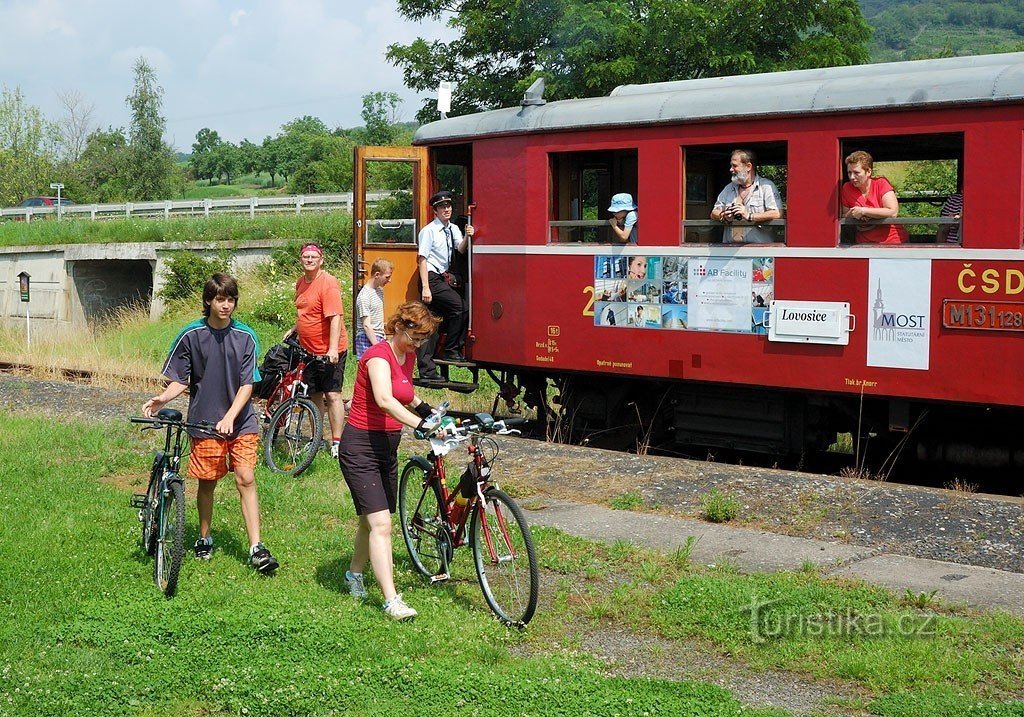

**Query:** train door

left=352, top=146, right=431, bottom=339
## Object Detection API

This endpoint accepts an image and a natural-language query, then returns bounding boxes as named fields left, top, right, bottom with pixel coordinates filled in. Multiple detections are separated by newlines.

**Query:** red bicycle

left=398, top=404, right=539, bottom=626
left=260, top=337, right=325, bottom=476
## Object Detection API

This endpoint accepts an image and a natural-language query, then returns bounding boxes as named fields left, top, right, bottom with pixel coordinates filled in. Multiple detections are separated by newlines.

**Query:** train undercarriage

left=487, top=367, right=1024, bottom=485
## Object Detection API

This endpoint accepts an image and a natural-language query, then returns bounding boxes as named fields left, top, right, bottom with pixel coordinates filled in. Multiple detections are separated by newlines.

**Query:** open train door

left=352, top=145, right=431, bottom=340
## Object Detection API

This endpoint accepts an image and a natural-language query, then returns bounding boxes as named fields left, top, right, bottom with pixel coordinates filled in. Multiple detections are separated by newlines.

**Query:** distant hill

left=861, top=0, right=1024, bottom=62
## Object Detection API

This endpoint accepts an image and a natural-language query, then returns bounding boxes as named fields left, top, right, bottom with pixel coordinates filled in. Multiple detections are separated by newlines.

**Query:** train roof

left=414, top=52, right=1024, bottom=144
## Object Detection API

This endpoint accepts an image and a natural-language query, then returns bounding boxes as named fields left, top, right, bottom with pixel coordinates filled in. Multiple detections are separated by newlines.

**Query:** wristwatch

left=746, top=211, right=753, bottom=222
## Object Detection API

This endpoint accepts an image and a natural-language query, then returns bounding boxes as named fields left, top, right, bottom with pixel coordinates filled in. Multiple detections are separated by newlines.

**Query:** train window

left=682, top=143, right=787, bottom=245
left=364, top=160, right=416, bottom=245
left=839, top=133, right=963, bottom=246
left=549, top=149, right=638, bottom=243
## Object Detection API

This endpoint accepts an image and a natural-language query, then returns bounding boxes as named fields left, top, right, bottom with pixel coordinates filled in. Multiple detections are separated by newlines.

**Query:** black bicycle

left=129, top=409, right=220, bottom=597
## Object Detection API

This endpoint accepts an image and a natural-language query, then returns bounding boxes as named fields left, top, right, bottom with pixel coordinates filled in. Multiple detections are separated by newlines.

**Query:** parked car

left=18, top=196, right=75, bottom=208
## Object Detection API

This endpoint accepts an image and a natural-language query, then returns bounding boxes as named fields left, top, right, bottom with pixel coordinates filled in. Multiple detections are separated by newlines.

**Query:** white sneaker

left=345, top=570, right=368, bottom=599
left=383, top=594, right=417, bottom=621
left=330, top=441, right=340, bottom=459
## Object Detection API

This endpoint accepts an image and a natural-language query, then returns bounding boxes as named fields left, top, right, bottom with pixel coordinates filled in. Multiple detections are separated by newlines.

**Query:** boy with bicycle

left=142, top=273, right=279, bottom=574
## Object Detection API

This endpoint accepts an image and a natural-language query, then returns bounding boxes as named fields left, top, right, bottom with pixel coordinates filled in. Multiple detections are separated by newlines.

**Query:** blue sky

left=0, top=0, right=448, bottom=150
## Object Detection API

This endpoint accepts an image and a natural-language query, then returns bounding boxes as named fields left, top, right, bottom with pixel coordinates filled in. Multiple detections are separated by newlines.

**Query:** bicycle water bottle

left=455, top=461, right=480, bottom=506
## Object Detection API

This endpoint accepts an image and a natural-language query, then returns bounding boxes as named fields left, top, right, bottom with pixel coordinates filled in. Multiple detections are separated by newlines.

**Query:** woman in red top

left=840, top=150, right=908, bottom=245
left=337, top=301, right=440, bottom=620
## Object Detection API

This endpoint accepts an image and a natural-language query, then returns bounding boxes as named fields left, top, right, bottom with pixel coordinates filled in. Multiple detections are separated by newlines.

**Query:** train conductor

left=416, top=190, right=474, bottom=380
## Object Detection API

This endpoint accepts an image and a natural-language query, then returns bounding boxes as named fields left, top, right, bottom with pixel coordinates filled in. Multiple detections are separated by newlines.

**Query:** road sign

left=18, top=271, right=30, bottom=302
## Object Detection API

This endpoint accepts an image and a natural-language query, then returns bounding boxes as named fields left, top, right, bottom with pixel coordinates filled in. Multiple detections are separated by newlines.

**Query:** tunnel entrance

left=71, top=259, right=154, bottom=325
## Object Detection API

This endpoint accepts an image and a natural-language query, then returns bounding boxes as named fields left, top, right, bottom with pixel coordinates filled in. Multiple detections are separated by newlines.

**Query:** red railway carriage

left=353, top=53, right=1024, bottom=470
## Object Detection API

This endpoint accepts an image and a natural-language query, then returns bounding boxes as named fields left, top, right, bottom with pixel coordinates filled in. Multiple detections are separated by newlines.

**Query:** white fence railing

left=0, top=192, right=392, bottom=223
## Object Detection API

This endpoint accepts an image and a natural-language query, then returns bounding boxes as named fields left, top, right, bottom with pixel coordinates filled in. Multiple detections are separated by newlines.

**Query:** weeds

left=900, top=589, right=939, bottom=610
left=610, top=490, right=644, bottom=510
left=670, top=536, right=699, bottom=567
left=701, top=488, right=741, bottom=523
left=944, top=477, right=979, bottom=495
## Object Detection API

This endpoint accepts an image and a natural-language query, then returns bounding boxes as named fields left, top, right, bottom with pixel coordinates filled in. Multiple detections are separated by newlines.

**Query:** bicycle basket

left=253, top=343, right=295, bottom=399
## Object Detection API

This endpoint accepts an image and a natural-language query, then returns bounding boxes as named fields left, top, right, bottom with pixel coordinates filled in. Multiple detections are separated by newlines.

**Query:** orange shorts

left=188, top=433, right=259, bottom=481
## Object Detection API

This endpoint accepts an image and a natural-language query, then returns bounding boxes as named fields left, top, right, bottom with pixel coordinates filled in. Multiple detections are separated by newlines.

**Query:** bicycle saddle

left=157, top=408, right=183, bottom=422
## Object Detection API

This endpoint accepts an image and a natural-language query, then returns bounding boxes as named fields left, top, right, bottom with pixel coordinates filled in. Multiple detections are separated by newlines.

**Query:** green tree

left=360, top=91, right=403, bottom=145
left=388, top=0, right=871, bottom=121
left=124, top=57, right=176, bottom=199
left=190, top=127, right=222, bottom=182
left=208, top=141, right=241, bottom=184
left=76, top=127, right=129, bottom=202
left=287, top=134, right=355, bottom=194
left=0, top=85, right=60, bottom=205
left=238, top=139, right=261, bottom=177
left=259, top=135, right=281, bottom=186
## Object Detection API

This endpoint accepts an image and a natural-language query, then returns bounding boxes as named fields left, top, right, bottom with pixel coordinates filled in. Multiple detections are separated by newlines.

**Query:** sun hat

left=608, top=193, right=637, bottom=212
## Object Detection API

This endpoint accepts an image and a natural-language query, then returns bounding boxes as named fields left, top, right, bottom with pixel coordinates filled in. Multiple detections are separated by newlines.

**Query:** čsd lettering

left=958, top=264, right=1024, bottom=296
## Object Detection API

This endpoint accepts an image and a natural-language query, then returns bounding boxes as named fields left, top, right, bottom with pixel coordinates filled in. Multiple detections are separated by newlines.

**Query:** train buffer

left=416, top=357, right=479, bottom=393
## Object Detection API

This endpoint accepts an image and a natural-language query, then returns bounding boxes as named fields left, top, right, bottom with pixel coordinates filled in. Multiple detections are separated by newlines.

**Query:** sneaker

left=194, top=536, right=213, bottom=560
left=249, top=543, right=279, bottom=574
left=330, top=441, right=340, bottom=459
left=345, top=570, right=368, bottom=599
left=382, top=593, right=417, bottom=621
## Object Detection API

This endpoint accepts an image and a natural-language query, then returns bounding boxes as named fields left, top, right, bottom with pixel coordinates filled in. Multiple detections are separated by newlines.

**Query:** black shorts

left=303, top=352, right=347, bottom=394
left=337, top=424, right=402, bottom=515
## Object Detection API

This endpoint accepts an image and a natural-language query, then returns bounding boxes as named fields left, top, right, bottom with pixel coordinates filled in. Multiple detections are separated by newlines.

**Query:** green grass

left=0, top=212, right=353, bottom=248
left=0, top=414, right=780, bottom=717
left=1, top=415, right=1023, bottom=714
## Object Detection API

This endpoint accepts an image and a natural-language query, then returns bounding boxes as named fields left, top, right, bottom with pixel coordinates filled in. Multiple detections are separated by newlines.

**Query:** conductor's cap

left=429, top=190, right=454, bottom=207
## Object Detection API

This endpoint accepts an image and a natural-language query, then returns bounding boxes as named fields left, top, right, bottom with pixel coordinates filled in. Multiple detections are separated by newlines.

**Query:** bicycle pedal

left=130, top=494, right=147, bottom=509
left=430, top=573, right=450, bottom=583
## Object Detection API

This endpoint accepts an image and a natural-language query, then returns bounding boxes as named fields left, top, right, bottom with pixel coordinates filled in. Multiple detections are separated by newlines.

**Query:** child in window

left=608, top=193, right=638, bottom=243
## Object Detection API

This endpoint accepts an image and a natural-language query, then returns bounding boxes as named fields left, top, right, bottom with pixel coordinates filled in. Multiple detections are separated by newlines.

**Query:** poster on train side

left=867, top=258, right=931, bottom=370
left=687, top=257, right=754, bottom=332
left=593, top=255, right=773, bottom=334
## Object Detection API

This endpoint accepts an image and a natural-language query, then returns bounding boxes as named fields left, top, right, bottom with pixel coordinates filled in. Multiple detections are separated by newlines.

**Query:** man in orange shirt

left=284, top=243, right=348, bottom=458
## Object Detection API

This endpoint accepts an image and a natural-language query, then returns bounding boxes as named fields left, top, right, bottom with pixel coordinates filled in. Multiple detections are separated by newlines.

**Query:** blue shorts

left=354, top=331, right=383, bottom=359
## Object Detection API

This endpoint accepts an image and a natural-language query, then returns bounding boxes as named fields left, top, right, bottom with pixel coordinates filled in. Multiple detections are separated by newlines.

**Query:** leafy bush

left=247, top=286, right=296, bottom=328
left=159, top=251, right=230, bottom=301
left=701, top=488, right=741, bottom=523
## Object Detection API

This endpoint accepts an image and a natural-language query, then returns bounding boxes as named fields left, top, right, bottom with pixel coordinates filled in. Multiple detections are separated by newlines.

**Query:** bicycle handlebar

left=130, top=416, right=225, bottom=438
left=283, top=336, right=328, bottom=364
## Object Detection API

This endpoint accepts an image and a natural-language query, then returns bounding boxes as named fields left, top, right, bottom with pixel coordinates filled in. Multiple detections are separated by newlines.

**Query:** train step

left=413, top=377, right=479, bottom=394
left=433, top=357, right=476, bottom=368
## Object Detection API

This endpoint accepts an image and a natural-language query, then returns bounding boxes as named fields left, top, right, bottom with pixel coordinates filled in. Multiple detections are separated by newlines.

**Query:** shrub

left=159, top=251, right=230, bottom=301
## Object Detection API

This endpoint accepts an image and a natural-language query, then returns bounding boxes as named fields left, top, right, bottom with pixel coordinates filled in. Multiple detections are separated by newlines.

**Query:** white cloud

left=1, top=0, right=452, bottom=148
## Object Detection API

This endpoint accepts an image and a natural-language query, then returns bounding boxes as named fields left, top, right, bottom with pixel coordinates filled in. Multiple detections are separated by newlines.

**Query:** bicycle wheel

left=154, top=478, right=186, bottom=598
left=398, top=459, right=451, bottom=579
left=264, top=397, right=323, bottom=476
left=140, top=463, right=162, bottom=556
left=470, top=487, right=539, bottom=627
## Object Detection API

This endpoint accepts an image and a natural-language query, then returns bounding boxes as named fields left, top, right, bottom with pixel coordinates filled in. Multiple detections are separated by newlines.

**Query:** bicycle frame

left=262, top=352, right=314, bottom=417
left=421, top=429, right=509, bottom=554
